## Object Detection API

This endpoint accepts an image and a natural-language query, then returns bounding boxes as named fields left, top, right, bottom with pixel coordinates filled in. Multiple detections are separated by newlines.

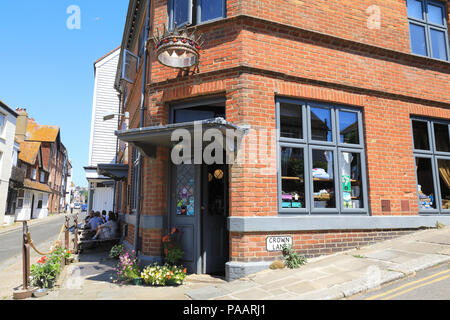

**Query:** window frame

left=276, top=97, right=369, bottom=215
left=168, top=0, right=226, bottom=30
left=411, top=116, right=450, bottom=214
left=0, top=111, right=5, bottom=137
left=406, top=0, right=450, bottom=61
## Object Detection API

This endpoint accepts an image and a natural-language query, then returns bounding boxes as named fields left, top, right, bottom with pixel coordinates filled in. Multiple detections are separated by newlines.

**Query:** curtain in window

left=439, top=161, right=450, bottom=189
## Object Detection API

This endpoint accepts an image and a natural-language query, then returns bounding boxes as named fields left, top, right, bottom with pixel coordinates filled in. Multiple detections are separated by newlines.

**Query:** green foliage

left=162, top=228, right=184, bottom=265
left=353, top=255, right=366, bottom=259
left=29, top=247, right=69, bottom=289
left=436, top=221, right=445, bottom=229
left=110, top=244, right=125, bottom=259
left=141, top=263, right=187, bottom=286
left=113, top=250, right=140, bottom=284
left=281, top=244, right=307, bottom=269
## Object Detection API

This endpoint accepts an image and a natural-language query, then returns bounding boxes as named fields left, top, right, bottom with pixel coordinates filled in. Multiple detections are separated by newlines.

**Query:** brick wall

left=118, top=0, right=450, bottom=265
left=230, top=229, right=419, bottom=262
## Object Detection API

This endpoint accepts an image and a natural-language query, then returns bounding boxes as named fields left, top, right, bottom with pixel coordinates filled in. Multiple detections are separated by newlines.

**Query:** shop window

left=277, top=98, right=367, bottom=214
left=406, top=0, right=449, bottom=61
left=412, top=117, right=450, bottom=213
left=169, top=0, right=226, bottom=30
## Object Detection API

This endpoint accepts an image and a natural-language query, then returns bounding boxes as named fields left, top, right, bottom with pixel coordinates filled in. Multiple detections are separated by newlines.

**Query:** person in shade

left=92, top=212, right=119, bottom=240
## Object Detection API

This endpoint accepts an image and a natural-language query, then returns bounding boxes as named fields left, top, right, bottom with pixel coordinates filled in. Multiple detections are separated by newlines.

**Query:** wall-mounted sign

left=266, top=236, right=293, bottom=252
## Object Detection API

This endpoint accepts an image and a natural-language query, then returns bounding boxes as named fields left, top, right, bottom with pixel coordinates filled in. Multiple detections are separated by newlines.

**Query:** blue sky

left=0, top=0, right=129, bottom=187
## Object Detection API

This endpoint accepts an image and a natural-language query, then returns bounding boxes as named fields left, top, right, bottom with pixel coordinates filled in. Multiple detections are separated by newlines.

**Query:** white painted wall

left=15, top=190, right=49, bottom=221
left=92, top=186, right=114, bottom=213
left=88, top=49, right=121, bottom=167
left=0, top=106, right=17, bottom=225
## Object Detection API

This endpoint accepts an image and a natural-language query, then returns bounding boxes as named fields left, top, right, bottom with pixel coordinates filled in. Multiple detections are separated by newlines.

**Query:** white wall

left=88, top=49, right=121, bottom=167
left=15, top=190, right=49, bottom=221
left=0, top=106, right=17, bottom=225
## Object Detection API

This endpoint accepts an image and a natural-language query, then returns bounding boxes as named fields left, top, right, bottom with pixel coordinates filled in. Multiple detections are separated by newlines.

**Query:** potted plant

left=162, top=228, right=184, bottom=266
left=113, top=250, right=141, bottom=285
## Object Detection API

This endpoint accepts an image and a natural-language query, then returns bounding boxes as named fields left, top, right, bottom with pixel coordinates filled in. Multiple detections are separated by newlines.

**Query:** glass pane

left=312, top=150, right=336, bottom=208
left=176, top=164, right=195, bottom=216
left=174, top=0, right=191, bottom=27
left=281, top=147, right=305, bottom=209
left=409, top=23, right=428, bottom=56
left=311, top=107, right=333, bottom=142
left=280, top=103, right=302, bottom=139
left=416, top=157, right=437, bottom=209
left=201, top=0, right=224, bottom=22
left=412, top=120, right=430, bottom=150
left=428, top=3, right=444, bottom=25
left=407, top=0, right=424, bottom=19
left=430, top=29, right=448, bottom=60
left=341, top=152, right=364, bottom=209
left=434, top=123, right=450, bottom=152
left=339, top=111, right=359, bottom=144
left=437, top=159, right=450, bottom=210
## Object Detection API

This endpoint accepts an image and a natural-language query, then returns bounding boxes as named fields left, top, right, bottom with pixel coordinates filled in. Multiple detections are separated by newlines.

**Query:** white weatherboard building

left=0, top=101, right=18, bottom=225
left=85, top=48, right=122, bottom=213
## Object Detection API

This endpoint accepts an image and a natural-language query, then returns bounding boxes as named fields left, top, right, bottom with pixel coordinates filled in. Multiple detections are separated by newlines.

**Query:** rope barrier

left=27, top=221, right=67, bottom=256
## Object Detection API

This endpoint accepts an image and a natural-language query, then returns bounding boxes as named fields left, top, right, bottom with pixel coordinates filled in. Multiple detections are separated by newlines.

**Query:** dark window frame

left=406, top=0, right=450, bottom=61
left=276, top=97, right=369, bottom=215
left=168, top=0, right=227, bottom=30
left=411, top=117, right=450, bottom=214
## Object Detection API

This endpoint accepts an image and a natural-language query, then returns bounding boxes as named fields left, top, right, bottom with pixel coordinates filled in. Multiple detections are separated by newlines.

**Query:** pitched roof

left=23, top=179, right=52, bottom=193
left=26, top=120, right=60, bottom=142
left=18, top=141, right=41, bottom=165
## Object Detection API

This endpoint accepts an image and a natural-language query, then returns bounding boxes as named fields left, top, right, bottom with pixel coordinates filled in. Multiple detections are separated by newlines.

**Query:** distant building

left=84, top=47, right=126, bottom=213
left=7, top=108, right=71, bottom=221
left=0, top=100, right=18, bottom=226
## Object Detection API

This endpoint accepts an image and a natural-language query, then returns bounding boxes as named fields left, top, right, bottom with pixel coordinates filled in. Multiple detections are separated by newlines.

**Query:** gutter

left=134, top=0, right=152, bottom=254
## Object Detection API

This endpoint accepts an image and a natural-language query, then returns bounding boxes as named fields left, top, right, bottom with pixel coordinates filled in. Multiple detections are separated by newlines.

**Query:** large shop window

left=406, top=0, right=449, bottom=61
left=277, top=98, right=368, bottom=215
left=412, top=118, right=450, bottom=213
left=169, top=0, right=226, bottom=30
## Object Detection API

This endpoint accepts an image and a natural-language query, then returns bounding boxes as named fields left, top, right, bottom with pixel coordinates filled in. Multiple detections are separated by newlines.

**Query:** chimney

left=15, top=108, right=28, bottom=141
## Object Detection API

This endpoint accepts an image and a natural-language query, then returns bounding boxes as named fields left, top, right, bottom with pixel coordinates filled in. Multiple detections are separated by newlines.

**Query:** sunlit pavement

left=349, top=262, right=450, bottom=300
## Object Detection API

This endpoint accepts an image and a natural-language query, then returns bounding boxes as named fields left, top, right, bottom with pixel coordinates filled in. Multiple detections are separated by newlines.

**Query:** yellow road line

left=365, top=268, right=450, bottom=300
left=381, top=274, right=450, bottom=300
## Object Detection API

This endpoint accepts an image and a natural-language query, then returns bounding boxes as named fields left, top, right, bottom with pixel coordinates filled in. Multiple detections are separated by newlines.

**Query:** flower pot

left=133, top=278, right=143, bottom=286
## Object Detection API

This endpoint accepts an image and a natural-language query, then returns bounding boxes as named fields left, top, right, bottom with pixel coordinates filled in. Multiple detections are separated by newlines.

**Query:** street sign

left=266, top=236, right=293, bottom=252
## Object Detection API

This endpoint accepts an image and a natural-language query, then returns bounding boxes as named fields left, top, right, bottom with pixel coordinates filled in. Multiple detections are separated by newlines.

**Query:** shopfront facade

left=114, top=0, right=450, bottom=280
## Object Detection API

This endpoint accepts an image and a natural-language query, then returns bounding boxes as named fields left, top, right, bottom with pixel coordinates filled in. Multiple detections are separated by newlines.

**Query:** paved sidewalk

left=32, top=226, right=450, bottom=300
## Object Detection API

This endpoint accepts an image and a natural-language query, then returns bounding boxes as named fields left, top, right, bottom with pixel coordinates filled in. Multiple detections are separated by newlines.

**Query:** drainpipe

left=134, top=0, right=151, bottom=254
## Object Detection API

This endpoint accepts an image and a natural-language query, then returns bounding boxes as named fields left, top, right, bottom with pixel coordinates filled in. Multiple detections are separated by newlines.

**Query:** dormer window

left=169, top=0, right=226, bottom=30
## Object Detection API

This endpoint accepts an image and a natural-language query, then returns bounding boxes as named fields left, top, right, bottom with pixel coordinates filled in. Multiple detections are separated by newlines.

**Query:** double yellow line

left=365, top=267, right=450, bottom=300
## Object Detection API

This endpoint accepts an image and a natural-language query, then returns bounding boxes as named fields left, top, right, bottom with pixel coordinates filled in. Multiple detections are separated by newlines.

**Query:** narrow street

left=0, top=213, right=77, bottom=267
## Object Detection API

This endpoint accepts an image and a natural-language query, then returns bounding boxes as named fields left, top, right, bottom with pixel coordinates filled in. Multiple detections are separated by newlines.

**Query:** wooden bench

left=78, top=238, right=120, bottom=253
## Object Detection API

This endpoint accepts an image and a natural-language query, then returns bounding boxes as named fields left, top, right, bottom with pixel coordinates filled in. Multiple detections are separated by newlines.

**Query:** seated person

left=101, top=210, right=107, bottom=223
left=84, top=210, right=95, bottom=227
left=81, top=212, right=104, bottom=240
left=92, top=212, right=119, bottom=240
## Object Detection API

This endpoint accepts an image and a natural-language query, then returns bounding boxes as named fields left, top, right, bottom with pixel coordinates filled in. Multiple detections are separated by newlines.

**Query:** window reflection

left=437, top=159, right=450, bottom=210
left=434, top=123, right=450, bottom=152
left=339, top=111, right=359, bottom=144
left=412, top=120, right=430, bottom=150
left=340, top=152, right=363, bottom=209
left=416, top=157, right=436, bottom=209
left=281, top=147, right=305, bottom=209
left=311, top=107, right=333, bottom=142
left=312, top=150, right=335, bottom=208
left=280, top=103, right=302, bottom=139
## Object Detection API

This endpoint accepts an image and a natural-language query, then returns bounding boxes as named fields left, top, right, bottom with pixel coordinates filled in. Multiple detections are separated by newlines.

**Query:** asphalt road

left=0, top=213, right=81, bottom=266
left=351, top=262, right=450, bottom=300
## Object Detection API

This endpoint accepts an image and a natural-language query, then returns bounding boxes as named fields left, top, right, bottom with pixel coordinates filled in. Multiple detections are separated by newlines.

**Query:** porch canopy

left=97, top=164, right=129, bottom=181
left=115, top=118, right=248, bottom=159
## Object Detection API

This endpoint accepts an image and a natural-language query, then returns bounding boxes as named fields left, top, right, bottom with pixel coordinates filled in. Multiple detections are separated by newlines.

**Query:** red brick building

left=111, top=0, right=450, bottom=280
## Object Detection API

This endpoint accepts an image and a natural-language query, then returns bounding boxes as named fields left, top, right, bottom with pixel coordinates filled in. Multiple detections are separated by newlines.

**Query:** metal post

left=65, top=216, right=70, bottom=250
left=74, top=214, right=78, bottom=253
left=22, top=221, right=30, bottom=290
